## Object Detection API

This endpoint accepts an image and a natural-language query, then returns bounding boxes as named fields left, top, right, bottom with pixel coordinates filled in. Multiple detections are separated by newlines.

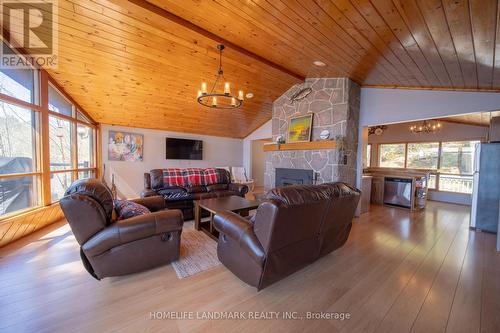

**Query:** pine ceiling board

left=42, top=0, right=300, bottom=138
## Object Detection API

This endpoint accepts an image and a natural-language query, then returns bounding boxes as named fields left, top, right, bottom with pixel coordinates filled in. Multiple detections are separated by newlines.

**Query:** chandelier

left=197, top=44, right=244, bottom=109
left=409, top=120, right=442, bottom=134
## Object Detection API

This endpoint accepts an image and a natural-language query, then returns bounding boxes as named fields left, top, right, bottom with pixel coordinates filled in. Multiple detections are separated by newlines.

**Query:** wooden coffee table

left=194, top=196, right=261, bottom=240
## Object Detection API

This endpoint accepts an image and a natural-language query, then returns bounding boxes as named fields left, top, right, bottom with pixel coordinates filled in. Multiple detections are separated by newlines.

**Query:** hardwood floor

left=0, top=202, right=499, bottom=333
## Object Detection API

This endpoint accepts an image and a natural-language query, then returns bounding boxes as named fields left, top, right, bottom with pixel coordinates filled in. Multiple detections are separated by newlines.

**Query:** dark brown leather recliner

left=214, top=182, right=361, bottom=290
left=60, top=179, right=183, bottom=279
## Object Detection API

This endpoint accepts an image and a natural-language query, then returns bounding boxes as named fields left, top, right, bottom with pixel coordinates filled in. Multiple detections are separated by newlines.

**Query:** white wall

left=357, top=88, right=500, bottom=193
left=101, top=125, right=243, bottom=199
left=243, top=120, right=271, bottom=178
left=360, top=88, right=500, bottom=127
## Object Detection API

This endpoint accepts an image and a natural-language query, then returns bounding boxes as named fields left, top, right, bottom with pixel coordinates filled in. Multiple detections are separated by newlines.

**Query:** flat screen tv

left=165, top=138, right=203, bottom=160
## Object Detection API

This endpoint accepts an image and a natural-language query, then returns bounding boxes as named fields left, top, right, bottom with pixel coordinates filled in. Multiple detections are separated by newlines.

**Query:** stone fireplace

left=275, top=168, right=314, bottom=187
left=265, top=77, right=360, bottom=190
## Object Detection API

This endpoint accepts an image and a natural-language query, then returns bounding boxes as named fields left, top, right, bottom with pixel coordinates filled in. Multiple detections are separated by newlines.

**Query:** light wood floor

left=1, top=202, right=499, bottom=333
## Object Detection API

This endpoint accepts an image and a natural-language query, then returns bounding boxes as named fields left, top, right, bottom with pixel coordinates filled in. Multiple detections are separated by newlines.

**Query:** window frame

left=0, top=51, right=99, bottom=220
left=374, top=139, right=480, bottom=194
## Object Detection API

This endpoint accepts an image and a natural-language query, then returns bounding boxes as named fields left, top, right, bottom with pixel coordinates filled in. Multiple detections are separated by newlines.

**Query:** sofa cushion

left=113, top=199, right=151, bottom=220
left=186, top=185, right=207, bottom=193
left=184, top=168, right=205, bottom=186
left=163, top=168, right=186, bottom=187
left=206, top=183, right=228, bottom=192
left=204, top=168, right=218, bottom=185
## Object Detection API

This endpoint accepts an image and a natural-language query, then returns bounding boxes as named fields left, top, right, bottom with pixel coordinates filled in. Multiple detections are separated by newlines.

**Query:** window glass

left=379, top=144, right=406, bottom=168
left=50, top=172, right=73, bottom=202
left=440, top=141, right=478, bottom=174
left=428, top=174, right=437, bottom=189
left=407, top=142, right=439, bottom=169
left=48, top=84, right=73, bottom=116
left=0, top=44, right=35, bottom=103
left=0, top=101, right=37, bottom=172
left=49, top=116, right=72, bottom=171
left=77, top=110, right=91, bottom=123
left=78, top=170, right=95, bottom=179
left=0, top=175, right=39, bottom=216
left=366, top=144, right=371, bottom=168
left=439, top=175, right=474, bottom=194
left=77, top=125, right=93, bottom=168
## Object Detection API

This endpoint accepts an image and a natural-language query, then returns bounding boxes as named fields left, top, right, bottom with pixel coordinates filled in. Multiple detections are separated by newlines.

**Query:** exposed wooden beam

left=125, top=0, right=305, bottom=81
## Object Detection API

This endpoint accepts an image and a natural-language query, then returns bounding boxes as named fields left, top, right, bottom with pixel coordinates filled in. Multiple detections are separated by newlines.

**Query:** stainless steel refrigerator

left=470, top=143, right=500, bottom=233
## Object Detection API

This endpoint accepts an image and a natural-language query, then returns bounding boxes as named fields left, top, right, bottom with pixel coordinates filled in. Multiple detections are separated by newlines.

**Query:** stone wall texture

left=264, top=77, right=360, bottom=189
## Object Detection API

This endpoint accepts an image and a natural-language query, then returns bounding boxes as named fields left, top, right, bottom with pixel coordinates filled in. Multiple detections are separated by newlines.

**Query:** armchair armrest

left=131, top=196, right=166, bottom=212
left=141, top=189, right=158, bottom=198
left=83, top=209, right=183, bottom=257
left=214, top=211, right=265, bottom=265
left=228, top=183, right=249, bottom=196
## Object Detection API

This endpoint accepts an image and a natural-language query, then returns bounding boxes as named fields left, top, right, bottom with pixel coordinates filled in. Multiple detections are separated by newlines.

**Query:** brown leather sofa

left=60, top=179, right=183, bottom=279
left=214, top=182, right=361, bottom=290
left=141, top=168, right=248, bottom=220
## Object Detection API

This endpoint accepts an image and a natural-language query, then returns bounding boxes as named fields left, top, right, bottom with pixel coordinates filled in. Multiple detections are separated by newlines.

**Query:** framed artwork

left=287, top=114, right=313, bottom=143
left=108, top=131, right=144, bottom=161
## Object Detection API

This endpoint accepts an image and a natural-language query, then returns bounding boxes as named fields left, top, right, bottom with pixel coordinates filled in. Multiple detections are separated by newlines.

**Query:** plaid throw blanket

left=203, top=168, right=218, bottom=185
left=162, top=168, right=185, bottom=187
left=162, top=168, right=227, bottom=187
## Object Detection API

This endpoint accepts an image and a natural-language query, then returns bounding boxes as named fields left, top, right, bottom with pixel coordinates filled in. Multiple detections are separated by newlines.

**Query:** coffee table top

left=197, top=195, right=261, bottom=213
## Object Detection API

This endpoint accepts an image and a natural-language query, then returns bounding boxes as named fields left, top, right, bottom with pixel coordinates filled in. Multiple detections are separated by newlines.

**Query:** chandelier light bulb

left=201, top=82, right=207, bottom=94
left=238, top=90, right=244, bottom=100
left=224, top=82, right=230, bottom=95
left=212, top=96, right=217, bottom=107
left=231, top=97, right=236, bottom=106
left=197, top=90, right=202, bottom=98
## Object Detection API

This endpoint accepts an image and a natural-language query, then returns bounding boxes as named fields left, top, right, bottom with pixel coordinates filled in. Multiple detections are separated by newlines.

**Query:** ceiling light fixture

left=245, top=92, right=254, bottom=99
left=313, top=60, right=326, bottom=67
left=197, top=44, right=243, bottom=109
left=409, top=120, right=442, bottom=134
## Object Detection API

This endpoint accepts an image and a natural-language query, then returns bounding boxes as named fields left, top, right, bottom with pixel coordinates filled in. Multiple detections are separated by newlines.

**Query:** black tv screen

left=166, top=138, right=203, bottom=160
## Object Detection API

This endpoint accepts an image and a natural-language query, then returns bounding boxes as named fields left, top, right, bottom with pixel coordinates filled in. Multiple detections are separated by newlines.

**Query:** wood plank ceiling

left=39, top=0, right=500, bottom=138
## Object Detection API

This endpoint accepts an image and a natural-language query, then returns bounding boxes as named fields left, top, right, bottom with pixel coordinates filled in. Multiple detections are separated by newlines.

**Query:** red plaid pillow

left=162, top=168, right=185, bottom=187
left=184, top=168, right=205, bottom=186
left=204, top=168, right=218, bottom=185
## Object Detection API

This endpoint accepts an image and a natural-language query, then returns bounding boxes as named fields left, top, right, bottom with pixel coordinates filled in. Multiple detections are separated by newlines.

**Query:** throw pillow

left=114, top=200, right=150, bottom=220
left=163, top=168, right=186, bottom=187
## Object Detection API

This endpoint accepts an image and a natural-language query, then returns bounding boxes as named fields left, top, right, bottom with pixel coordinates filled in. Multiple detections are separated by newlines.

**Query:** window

left=77, top=125, right=94, bottom=169
left=49, top=116, right=72, bottom=171
left=440, top=141, right=478, bottom=174
left=0, top=48, right=97, bottom=218
left=49, top=84, right=73, bottom=116
left=407, top=142, right=439, bottom=169
left=0, top=44, right=36, bottom=103
left=366, top=144, right=371, bottom=168
left=0, top=101, right=40, bottom=216
left=379, top=143, right=406, bottom=168
left=375, top=140, right=478, bottom=194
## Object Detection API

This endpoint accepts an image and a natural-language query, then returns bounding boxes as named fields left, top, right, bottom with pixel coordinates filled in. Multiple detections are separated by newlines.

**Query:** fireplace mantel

left=263, top=140, right=336, bottom=152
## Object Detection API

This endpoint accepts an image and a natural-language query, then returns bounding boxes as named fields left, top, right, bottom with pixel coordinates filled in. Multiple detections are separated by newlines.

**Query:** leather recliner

left=60, top=179, right=183, bottom=279
left=214, top=182, right=361, bottom=290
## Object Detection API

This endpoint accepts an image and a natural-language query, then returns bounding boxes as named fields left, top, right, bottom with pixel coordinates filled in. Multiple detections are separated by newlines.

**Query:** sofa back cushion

left=163, top=168, right=186, bottom=187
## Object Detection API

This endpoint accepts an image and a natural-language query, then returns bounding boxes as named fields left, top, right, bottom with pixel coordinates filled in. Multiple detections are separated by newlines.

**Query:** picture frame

left=108, top=131, right=144, bottom=162
left=287, top=113, right=313, bottom=143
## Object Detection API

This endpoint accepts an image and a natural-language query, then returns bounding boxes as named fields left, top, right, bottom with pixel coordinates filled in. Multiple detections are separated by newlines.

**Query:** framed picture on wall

left=108, top=131, right=144, bottom=161
left=287, top=114, right=313, bottom=143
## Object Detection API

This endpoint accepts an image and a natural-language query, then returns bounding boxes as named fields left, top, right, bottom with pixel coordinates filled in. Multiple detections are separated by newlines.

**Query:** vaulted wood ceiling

left=36, top=0, right=500, bottom=137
